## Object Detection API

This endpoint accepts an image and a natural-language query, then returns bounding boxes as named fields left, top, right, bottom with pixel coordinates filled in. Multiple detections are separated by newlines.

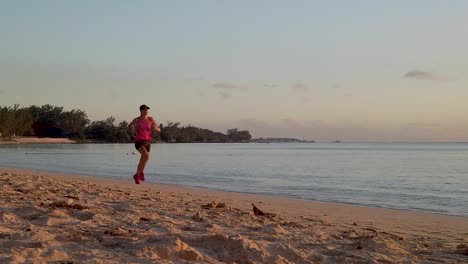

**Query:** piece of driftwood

left=252, top=203, right=276, bottom=218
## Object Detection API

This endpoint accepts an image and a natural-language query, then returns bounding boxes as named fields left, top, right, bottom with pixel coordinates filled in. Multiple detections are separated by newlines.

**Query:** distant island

left=0, top=104, right=251, bottom=144
left=251, top=138, right=315, bottom=143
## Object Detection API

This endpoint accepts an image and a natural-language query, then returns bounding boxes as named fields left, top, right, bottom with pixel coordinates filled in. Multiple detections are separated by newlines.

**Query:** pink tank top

left=135, top=117, right=152, bottom=141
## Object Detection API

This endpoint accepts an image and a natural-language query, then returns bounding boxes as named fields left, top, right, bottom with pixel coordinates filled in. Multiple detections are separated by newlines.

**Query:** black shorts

left=135, top=140, right=151, bottom=152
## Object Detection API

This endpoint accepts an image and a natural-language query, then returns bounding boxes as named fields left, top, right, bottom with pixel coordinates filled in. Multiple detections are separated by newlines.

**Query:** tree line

left=0, top=104, right=251, bottom=143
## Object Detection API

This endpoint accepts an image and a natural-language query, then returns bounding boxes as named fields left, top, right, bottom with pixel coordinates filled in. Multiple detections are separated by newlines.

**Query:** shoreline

left=0, top=137, right=77, bottom=144
left=1, top=165, right=465, bottom=219
left=1, top=166, right=467, bottom=262
left=2, top=166, right=467, bottom=217
left=3, top=137, right=467, bottom=145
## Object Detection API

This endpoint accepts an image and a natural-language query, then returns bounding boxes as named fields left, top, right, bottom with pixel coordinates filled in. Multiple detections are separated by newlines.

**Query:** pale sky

left=1, top=1, right=467, bottom=142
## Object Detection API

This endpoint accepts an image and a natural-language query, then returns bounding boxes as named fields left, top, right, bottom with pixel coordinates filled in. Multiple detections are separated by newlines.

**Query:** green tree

left=116, top=121, right=132, bottom=143
left=227, top=128, right=251, bottom=141
left=85, top=117, right=132, bottom=143
left=14, top=107, right=34, bottom=136
left=0, top=106, right=15, bottom=137
left=160, top=121, right=180, bottom=142
left=29, top=104, right=64, bottom=137
left=58, top=109, right=89, bottom=139
left=0, top=104, right=252, bottom=143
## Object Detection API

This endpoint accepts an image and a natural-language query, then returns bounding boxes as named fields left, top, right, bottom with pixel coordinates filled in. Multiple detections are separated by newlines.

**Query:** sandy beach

left=0, top=166, right=467, bottom=263
left=0, top=137, right=76, bottom=144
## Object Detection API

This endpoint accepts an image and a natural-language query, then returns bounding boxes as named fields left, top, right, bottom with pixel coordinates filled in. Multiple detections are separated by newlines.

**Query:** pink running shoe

left=139, top=172, right=145, bottom=181
left=133, top=174, right=140, bottom=184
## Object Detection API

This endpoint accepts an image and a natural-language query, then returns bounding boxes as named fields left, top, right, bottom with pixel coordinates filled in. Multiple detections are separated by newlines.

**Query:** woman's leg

left=136, top=145, right=150, bottom=174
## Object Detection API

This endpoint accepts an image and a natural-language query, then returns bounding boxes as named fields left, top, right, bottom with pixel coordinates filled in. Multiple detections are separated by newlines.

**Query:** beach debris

left=381, top=231, right=404, bottom=241
left=280, top=221, right=303, bottom=228
left=105, top=230, right=128, bottom=237
left=62, top=195, right=79, bottom=200
left=252, top=203, right=264, bottom=215
left=192, top=211, right=204, bottom=222
left=252, top=203, right=276, bottom=218
left=201, top=201, right=228, bottom=209
left=456, top=244, right=468, bottom=255
left=201, top=201, right=215, bottom=209
left=357, top=245, right=363, bottom=250
left=364, top=227, right=378, bottom=236
left=140, top=217, right=150, bottom=221
left=49, top=201, right=88, bottom=210
left=353, top=222, right=358, bottom=226
left=215, top=202, right=228, bottom=209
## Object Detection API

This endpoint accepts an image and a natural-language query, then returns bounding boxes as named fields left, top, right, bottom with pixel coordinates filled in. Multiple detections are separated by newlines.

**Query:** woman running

left=128, top=104, right=160, bottom=184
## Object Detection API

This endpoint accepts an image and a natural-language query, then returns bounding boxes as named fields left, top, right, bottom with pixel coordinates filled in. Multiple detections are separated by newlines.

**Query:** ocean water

left=1, top=143, right=467, bottom=217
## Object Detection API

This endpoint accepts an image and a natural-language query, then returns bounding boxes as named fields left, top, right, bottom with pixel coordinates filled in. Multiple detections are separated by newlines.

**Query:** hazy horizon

left=1, top=1, right=467, bottom=142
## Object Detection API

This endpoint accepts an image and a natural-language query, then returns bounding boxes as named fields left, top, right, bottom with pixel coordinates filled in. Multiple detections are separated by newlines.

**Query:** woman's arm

left=150, top=117, right=161, bottom=133
left=128, top=118, right=138, bottom=135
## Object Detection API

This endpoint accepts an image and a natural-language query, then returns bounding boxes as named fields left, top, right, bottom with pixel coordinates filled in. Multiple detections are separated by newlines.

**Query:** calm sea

left=1, top=143, right=467, bottom=217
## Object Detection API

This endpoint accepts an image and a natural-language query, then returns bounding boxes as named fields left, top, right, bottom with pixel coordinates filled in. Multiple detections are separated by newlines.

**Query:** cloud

left=213, top=82, right=248, bottom=99
left=291, top=82, right=310, bottom=92
left=184, top=77, right=206, bottom=82
left=264, top=84, right=279, bottom=88
left=213, top=82, right=235, bottom=89
left=403, top=70, right=439, bottom=81
left=213, top=82, right=248, bottom=91
left=218, top=91, right=232, bottom=99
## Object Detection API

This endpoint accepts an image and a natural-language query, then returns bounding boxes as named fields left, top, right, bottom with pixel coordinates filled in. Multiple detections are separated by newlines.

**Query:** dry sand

left=0, top=166, right=467, bottom=263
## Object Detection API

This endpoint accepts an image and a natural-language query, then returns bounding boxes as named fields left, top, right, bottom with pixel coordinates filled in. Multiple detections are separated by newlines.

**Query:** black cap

left=139, top=104, right=150, bottom=111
